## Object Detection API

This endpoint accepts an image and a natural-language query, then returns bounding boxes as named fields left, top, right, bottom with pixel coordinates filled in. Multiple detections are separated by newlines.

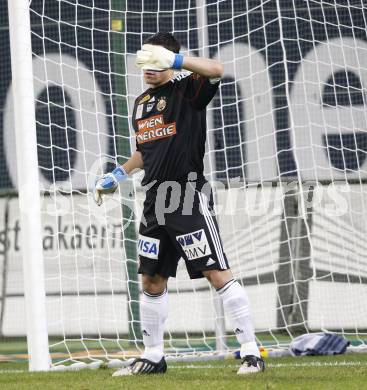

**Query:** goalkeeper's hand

left=94, top=166, right=128, bottom=206
left=136, top=44, right=184, bottom=71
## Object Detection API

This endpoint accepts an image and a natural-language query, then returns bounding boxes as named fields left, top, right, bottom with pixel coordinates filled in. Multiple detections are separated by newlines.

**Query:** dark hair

left=144, top=32, right=181, bottom=53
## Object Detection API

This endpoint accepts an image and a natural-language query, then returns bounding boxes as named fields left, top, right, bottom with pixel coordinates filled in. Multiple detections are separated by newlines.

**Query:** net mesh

left=1, top=0, right=367, bottom=366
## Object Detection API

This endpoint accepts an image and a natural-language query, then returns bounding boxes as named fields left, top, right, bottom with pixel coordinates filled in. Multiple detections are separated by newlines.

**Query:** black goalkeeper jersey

left=132, top=73, right=220, bottom=187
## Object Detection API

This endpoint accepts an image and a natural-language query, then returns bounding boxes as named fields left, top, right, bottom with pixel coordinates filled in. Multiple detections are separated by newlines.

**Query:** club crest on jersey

left=157, top=96, right=167, bottom=111
left=138, top=234, right=160, bottom=259
left=176, top=229, right=212, bottom=260
left=146, top=103, right=154, bottom=112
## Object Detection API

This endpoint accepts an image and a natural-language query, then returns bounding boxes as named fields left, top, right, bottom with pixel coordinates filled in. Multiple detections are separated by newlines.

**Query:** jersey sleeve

left=135, top=138, right=141, bottom=152
left=176, top=73, right=220, bottom=110
left=132, top=96, right=141, bottom=152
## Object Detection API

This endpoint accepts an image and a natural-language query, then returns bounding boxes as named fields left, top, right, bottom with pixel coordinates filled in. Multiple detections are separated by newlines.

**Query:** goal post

left=110, top=0, right=141, bottom=344
left=7, top=0, right=50, bottom=371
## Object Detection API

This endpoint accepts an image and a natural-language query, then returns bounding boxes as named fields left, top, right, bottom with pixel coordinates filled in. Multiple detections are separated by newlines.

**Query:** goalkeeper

left=95, top=32, right=264, bottom=376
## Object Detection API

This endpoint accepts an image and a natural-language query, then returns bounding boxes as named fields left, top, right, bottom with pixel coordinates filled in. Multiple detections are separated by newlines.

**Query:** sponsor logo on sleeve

left=136, top=114, right=176, bottom=144
left=176, top=229, right=212, bottom=260
left=138, top=234, right=160, bottom=259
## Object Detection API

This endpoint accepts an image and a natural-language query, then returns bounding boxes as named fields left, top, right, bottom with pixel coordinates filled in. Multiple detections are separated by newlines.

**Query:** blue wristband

left=112, top=166, right=128, bottom=182
left=172, top=53, right=184, bottom=70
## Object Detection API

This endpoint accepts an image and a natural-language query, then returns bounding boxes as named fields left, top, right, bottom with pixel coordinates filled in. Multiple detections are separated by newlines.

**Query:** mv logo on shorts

left=176, top=229, right=212, bottom=260
left=138, top=234, right=160, bottom=259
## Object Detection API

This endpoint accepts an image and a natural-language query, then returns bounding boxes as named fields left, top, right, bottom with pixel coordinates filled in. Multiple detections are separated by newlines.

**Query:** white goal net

left=2, top=0, right=367, bottom=368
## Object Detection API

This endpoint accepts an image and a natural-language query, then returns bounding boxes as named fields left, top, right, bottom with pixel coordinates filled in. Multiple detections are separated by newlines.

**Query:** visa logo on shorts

left=138, top=234, right=160, bottom=259
left=176, top=229, right=212, bottom=260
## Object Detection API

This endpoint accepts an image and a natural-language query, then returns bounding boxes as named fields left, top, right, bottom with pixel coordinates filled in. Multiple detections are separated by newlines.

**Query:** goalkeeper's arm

left=181, top=56, right=223, bottom=79
left=94, top=151, right=143, bottom=206
left=122, top=150, right=144, bottom=174
left=136, top=44, right=223, bottom=78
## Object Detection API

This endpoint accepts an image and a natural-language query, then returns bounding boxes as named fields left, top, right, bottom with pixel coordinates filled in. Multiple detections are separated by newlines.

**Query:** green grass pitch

left=0, top=354, right=366, bottom=390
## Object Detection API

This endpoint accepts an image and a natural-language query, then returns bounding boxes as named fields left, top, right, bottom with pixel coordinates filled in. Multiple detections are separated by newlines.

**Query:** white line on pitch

left=0, top=361, right=366, bottom=373
left=0, top=370, right=26, bottom=373
left=169, top=361, right=367, bottom=369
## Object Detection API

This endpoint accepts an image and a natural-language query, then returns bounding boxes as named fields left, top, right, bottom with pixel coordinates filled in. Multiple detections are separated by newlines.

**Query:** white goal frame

left=7, top=0, right=50, bottom=371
